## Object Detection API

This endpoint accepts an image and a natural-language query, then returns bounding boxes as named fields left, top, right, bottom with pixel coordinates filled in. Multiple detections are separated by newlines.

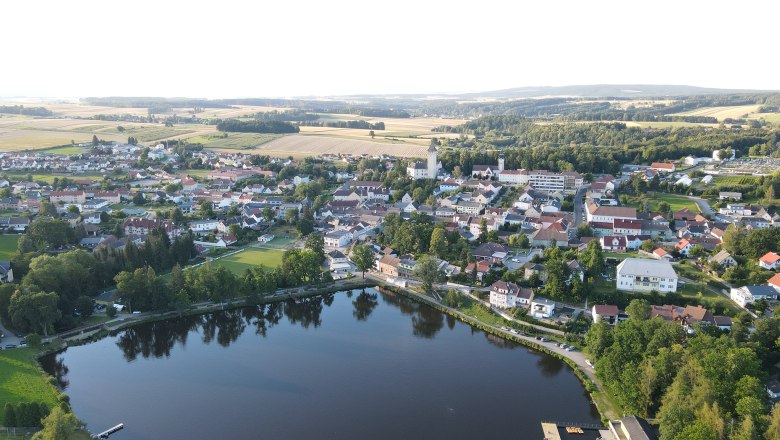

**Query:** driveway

left=504, top=248, right=541, bottom=271
left=685, top=195, right=714, bottom=215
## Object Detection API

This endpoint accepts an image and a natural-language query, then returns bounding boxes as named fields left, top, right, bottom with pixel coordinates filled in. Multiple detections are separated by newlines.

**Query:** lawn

left=625, top=193, right=698, bottom=213
left=0, top=348, right=60, bottom=425
left=264, top=225, right=299, bottom=249
left=0, top=235, right=20, bottom=260
left=213, top=248, right=284, bottom=275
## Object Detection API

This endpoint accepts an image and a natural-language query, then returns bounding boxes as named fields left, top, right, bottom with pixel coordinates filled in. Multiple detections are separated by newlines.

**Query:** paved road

left=0, top=319, right=23, bottom=347
left=684, top=195, right=714, bottom=215
left=366, top=272, right=597, bottom=384
left=573, top=185, right=589, bottom=228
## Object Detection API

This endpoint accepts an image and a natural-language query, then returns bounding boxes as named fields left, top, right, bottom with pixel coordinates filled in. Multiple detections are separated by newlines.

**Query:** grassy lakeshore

left=0, top=348, right=61, bottom=425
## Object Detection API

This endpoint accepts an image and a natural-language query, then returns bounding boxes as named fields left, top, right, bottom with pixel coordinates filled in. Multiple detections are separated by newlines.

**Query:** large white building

left=586, top=203, right=637, bottom=223
left=407, top=144, right=439, bottom=180
left=498, top=169, right=584, bottom=193
left=489, top=280, right=533, bottom=309
left=616, top=258, right=678, bottom=293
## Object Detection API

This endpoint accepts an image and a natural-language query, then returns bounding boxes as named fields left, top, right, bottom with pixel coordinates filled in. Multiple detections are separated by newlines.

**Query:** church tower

left=498, top=154, right=505, bottom=173
left=427, top=143, right=437, bottom=179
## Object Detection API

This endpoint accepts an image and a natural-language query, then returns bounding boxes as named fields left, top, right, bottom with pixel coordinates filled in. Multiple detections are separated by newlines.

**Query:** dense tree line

left=3, top=402, right=50, bottom=428
left=586, top=302, right=780, bottom=439
left=298, top=120, right=385, bottom=130
left=0, top=105, right=53, bottom=116
left=422, top=93, right=780, bottom=119
left=252, top=110, right=319, bottom=121
left=1, top=221, right=197, bottom=334
left=215, top=119, right=299, bottom=134
left=115, top=247, right=331, bottom=313
left=432, top=117, right=777, bottom=175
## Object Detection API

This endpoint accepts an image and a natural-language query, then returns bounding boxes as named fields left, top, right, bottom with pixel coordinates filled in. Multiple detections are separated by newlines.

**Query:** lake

left=42, top=288, right=600, bottom=439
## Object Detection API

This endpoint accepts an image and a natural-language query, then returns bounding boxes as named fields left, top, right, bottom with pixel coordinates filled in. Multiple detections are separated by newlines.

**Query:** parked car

left=510, top=329, right=519, bottom=334
left=5, top=344, right=16, bottom=349
left=585, top=359, right=594, bottom=368
left=566, top=346, right=577, bottom=352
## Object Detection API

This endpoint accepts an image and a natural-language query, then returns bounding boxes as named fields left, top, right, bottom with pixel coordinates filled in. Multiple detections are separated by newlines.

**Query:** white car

left=511, top=258, right=520, bottom=263
left=510, top=329, right=519, bottom=335
left=585, top=359, right=594, bottom=368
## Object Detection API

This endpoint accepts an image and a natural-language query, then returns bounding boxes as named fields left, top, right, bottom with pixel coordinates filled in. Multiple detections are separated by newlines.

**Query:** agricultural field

left=670, top=104, right=762, bottom=121
left=257, top=135, right=428, bottom=158
left=0, top=115, right=204, bottom=151
left=710, top=175, right=759, bottom=187
left=0, top=348, right=61, bottom=425
left=0, top=234, right=20, bottom=260
left=213, top=248, right=284, bottom=275
left=184, top=132, right=282, bottom=151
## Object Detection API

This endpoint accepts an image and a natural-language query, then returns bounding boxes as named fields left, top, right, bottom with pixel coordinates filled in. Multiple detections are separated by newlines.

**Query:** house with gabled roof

left=759, top=252, right=780, bottom=270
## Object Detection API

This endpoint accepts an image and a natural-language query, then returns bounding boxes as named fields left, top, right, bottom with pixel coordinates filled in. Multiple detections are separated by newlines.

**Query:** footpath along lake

left=41, top=288, right=600, bottom=439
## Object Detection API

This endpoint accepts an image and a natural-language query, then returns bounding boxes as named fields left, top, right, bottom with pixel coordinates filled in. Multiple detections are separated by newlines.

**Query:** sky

left=3, top=0, right=779, bottom=98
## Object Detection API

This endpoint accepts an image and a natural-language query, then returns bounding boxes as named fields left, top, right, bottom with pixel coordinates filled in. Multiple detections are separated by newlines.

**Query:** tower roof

left=428, top=143, right=437, bottom=153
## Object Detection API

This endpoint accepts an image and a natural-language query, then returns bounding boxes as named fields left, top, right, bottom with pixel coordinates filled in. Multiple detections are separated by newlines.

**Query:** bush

left=25, top=333, right=42, bottom=348
left=106, top=305, right=117, bottom=318
left=3, top=403, right=16, bottom=427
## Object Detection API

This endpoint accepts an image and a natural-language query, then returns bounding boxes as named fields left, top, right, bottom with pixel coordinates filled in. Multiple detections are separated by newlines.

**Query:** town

left=1, top=131, right=780, bottom=438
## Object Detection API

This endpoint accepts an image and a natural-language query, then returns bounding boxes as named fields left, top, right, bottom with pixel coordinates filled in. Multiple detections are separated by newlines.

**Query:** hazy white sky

left=3, top=0, right=778, bottom=98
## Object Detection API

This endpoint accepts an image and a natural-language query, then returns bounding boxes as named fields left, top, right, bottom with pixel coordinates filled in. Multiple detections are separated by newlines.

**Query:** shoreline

left=19, top=276, right=615, bottom=433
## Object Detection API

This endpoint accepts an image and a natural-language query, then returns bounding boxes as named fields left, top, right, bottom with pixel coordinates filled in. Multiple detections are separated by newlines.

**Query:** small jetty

left=94, top=423, right=124, bottom=439
left=540, top=421, right=608, bottom=440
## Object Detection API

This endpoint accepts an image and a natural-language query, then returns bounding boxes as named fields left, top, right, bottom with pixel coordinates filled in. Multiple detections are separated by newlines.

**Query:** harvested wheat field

left=257, top=135, right=428, bottom=158
left=671, top=105, right=762, bottom=121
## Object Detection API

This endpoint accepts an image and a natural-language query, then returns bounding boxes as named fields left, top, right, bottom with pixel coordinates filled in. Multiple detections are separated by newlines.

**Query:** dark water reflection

left=42, top=288, right=600, bottom=439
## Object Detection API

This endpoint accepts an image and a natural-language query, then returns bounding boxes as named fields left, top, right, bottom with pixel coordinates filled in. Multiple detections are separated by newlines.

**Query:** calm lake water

left=42, top=288, right=600, bottom=439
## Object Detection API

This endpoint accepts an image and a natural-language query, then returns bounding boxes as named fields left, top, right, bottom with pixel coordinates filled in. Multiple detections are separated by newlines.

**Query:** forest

left=215, top=119, right=299, bottom=133
left=586, top=300, right=780, bottom=440
left=0, top=105, right=53, bottom=116
left=431, top=117, right=778, bottom=175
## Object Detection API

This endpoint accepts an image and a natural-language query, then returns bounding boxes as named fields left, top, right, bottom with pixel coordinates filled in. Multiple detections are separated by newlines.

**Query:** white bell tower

left=427, top=143, right=437, bottom=179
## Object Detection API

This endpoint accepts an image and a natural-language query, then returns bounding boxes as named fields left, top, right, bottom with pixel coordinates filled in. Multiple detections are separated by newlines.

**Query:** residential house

left=730, top=285, right=778, bottom=307
left=0, top=261, right=13, bottom=283
left=378, top=255, right=400, bottom=277
left=608, top=416, right=658, bottom=440
left=586, top=203, right=637, bottom=223
left=653, top=248, right=672, bottom=260
left=530, top=297, right=556, bottom=319
left=189, top=219, right=220, bottom=234
left=719, top=191, right=742, bottom=201
left=616, top=258, right=678, bottom=293
left=759, top=252, right=780, bottom=270
left=768, top=273, right=780, bottom=291
left=652, top=304, right=714, bottom=332
left=709, top=250, right=737, bottom=268
left=122, top=218, right=181, bottom=238
left=529, top=227, right=569, bottom=248
left=675, top=239, right=693, bottom=257
left=324, top=230, right=352, bottom=248
left=50, top=190, right=86, bottom=204
left=464, top=260, right=492, bottom=281
left=523, top=263, right=548, bottom=282
left=649, top=162, right=676, bottom=173
left=600, top=235, right=627, bottom=252
left=473, top=242, right=509, bottom=263
left=257, top=234, right=275, bottom=243
left=592, top=304, right=626, bottom=326
left=489, top=281, right=533, bottom=309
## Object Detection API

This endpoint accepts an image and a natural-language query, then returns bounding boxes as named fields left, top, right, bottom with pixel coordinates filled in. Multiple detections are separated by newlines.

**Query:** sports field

left=214, top=248, right=284, bottom=275
left=0, top=235, right=20, bottom=260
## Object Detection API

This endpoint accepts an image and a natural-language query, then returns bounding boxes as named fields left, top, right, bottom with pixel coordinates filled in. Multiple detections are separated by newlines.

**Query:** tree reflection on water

left=114, top=294, right=338, bottom=361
